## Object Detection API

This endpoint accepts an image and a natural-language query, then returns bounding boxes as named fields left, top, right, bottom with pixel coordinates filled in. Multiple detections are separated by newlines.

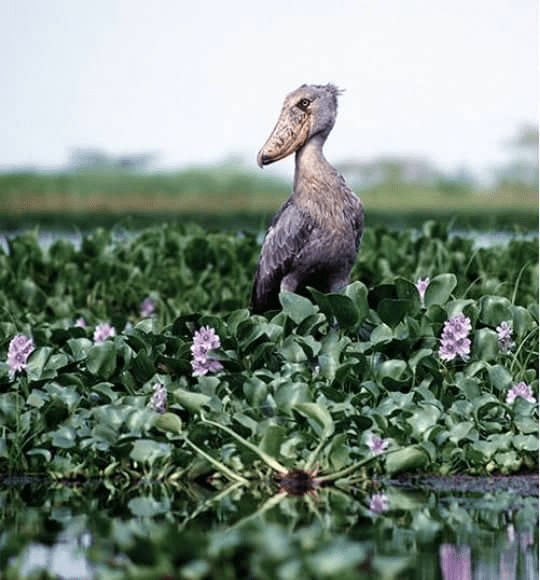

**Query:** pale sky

left=1, top=0, right=537, bottom=179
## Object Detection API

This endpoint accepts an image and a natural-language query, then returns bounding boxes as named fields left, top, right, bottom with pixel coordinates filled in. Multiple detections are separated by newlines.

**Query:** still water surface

left=3, top=474, right=537, bottom=579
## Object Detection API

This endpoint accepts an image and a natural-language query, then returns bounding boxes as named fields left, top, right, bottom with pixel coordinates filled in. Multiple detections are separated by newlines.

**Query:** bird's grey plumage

left=251, top=83, right=364, bottom=313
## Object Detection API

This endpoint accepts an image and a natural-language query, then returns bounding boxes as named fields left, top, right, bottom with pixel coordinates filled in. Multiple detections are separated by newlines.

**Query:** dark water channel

left=1, top=473, right=537, bottom=579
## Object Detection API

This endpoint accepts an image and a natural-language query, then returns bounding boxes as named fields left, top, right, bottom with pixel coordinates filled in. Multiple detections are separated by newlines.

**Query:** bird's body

left=251, top=83, right=363, bottom=313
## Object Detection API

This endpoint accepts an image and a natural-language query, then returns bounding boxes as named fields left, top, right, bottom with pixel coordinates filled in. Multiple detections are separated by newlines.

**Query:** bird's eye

left=297, top=98, right=310, bottom=111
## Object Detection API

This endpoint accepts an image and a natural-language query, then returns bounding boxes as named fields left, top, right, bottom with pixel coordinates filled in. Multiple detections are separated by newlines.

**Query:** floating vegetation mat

left=0, top=220, right=537, bottom=578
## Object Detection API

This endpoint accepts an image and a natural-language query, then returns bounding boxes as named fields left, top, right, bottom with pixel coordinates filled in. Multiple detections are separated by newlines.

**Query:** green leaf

left=424, top=274, right=457, bottom=307
left=512, top=434, right=538, bottom=452
left=133, top=350, right=155, bottom=382
left=154, top=413, right=182, bottom=435
left=447, top=421, right=475, bottom=444
left=386, top=446, right=429, bottom=475
left=293, top=402, right=334, bottom=439
left=478, top=296, right=512, bottom=327
left=279, top=291, right=317, bottom=324
left=344, top=281, right=369, bottom=320
left=51, top=426, right=77, bottom=449
left=406, top=404, right=441, bottom=439
left=130, top=439, right=172, bottom=464
left=310, top=290, right=360, bottom=329
left=86, top=342, right=117, bottom=378
left=259, top=423, right=286, bottom=459
left=173, top=388, right=211, bottom=412
left=473, top=328, right=499, bottom=362
left=488, top=364, right=513, bottom=393
left=377, top=299, right=410, bottom=327
left=25, top=347, right=54, bottom=381
left=512, top=305, right=535, bottom=337
left=67, top=338, right=93, bottom=361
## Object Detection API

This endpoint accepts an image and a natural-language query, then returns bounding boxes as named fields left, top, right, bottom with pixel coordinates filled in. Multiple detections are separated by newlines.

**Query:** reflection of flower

left=415, top=277, right=430, bottom=306
left=439, top=544, right=471, bottom=580
left=439, top=313, right=472, bottom=362
left=506, top=382, right=536, bottom=404
left=7, top=334, right=35, bottom=378
left=140, top=296, right=156, bottom=318
left=191, top=326, right=224, bottom=376
left=149, top=383, right=167, bottom=413
left=366, top=433, right=389, bottom=455
left=369, top=493, right=389, bottom=513
left=496, top=321, right=515, bottom=354
left=93, top=323, right=116, bottom=344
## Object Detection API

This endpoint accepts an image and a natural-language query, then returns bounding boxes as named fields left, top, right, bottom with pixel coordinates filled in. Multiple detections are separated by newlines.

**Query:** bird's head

left=257, top=83, right=342, bottom=168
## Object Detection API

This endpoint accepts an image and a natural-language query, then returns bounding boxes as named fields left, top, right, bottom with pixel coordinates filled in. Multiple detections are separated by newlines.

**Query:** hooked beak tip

left=257, top=152, right=271, bottom=168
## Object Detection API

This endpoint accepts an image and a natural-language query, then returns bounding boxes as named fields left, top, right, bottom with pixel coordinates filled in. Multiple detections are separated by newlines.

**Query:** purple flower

left=74, top=317, right=87, bottom=328
left=140, top=297, right=156, bottom=318
left=496, top=321, right=515, bottom=354
left=415, top=277, right=430, bottom=306
left=191, top=326, right=223, bottom=377
left=7, top=334, right=35, bottom=378
left=93, top=323, right=116, bottom=344
left=439, top=313, right=472, bottom=362
left=366, top=433, right=389, bottom=455
left=506, top=382, right=536, bottom=404
left=149, top=383, right=167, bottom=413
left=368, top=492, right=389, bottom=514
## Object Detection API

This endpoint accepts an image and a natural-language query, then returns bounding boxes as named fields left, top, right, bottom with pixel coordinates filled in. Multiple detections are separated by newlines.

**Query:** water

left=2, top=474, right=537, bottom=579
left=0, top=226, right=537, bottom=255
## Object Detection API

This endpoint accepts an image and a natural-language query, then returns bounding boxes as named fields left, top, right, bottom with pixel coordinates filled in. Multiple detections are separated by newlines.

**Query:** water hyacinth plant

left=415, top=276, right=430, bottom=307
left=93, top=322, right=116, bottom=343
left=149, top=382, right=167, bottom=413
left=140, top=296, right=156, bottom=318
left=506, top=382, right=536, bottom=405
left=438, top=313, right=472, bottom=362
left=190, top=326, right=224, bottom=376
left=0, top=221, right=536, bottom=482
left=7, top=334, right=34, bottom=379
left=496, top=320, right=515, bottom=354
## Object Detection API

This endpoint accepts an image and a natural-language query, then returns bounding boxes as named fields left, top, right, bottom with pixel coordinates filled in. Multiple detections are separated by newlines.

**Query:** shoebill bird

left=251, top=83, right=364, bottom=314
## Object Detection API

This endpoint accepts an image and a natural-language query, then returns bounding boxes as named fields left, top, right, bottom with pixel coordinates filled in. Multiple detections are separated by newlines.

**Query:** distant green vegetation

left=0, top=164, right=537, bottom=232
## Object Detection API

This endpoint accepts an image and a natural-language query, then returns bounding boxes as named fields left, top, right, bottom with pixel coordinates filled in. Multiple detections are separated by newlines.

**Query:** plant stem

left=183, top=436, right=249, bottom=484
left=200, top=413, right=288, bottom=473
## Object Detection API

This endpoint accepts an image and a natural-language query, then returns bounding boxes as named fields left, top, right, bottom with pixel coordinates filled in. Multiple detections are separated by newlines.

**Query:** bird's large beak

left=257, top=108, right=310, bottom=168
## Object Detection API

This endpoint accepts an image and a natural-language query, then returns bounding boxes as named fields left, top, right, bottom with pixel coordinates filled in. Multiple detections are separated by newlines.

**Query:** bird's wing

left=251, top=199, right=314, bottom=313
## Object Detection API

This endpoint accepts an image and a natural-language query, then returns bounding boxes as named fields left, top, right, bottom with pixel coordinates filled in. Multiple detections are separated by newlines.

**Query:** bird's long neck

left=293, top=135, right=342, bottom=202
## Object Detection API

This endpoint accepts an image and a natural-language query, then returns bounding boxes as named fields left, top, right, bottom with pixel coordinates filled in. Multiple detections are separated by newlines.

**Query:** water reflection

left=1, top=476, right=537, bottom=579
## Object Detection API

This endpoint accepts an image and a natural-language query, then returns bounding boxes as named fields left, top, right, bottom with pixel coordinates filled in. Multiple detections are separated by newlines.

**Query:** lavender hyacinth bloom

left=506, top=382, right=536, bottom=404
left=415, top=277, right=430, bottom=306
left=93, top=323, right=116, bottom=344
left=7, top=334, right=35, bottom=378
left=74, top=317, right=87, bottom=328
left=496, top=321, right=515, bottom=354
left=149, top=383, right=167, bottom=413
left=438, top=313, right=472, bottom=362
left=140, top=297, right=156, bottom=318
left=366, top=433, right=389, bottom=455
left=191, top=326, right=224, bottom=376
left=369, top=493, right=389, bottom=514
